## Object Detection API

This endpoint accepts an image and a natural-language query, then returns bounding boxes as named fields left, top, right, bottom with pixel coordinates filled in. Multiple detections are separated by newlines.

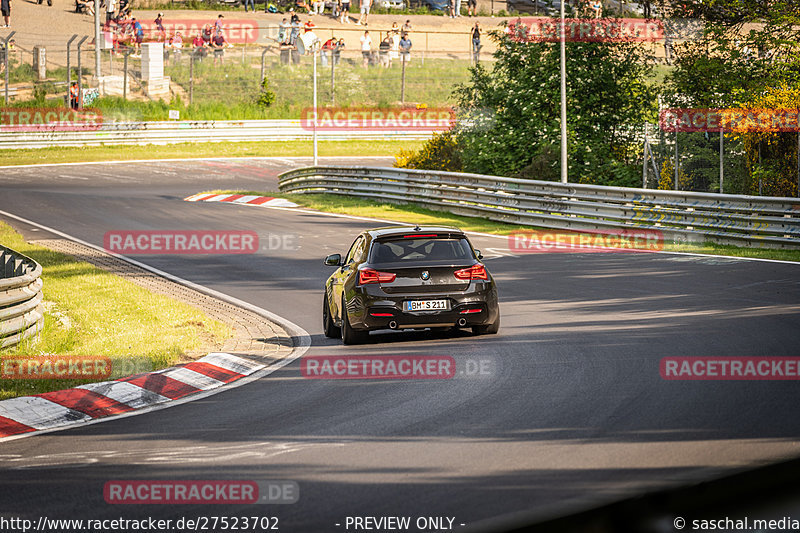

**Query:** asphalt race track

left=1, top=157, right=799, bottom=532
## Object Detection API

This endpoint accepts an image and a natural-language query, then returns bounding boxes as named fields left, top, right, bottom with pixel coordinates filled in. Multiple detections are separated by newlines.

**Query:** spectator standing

left=132, top=17, right=144, bottom=54
left=214, top=14, right=224, bottom=35
left=360, top=30, right=371, bottom=66
left=278, top=17, right=289, bottom=44
left=454, top=0, right=461, bottom=17
left=244, top=0, right=255, bottom=12
left=192, top=31, right=206, bottom=61
left=313, top=0, right=324, bottom=15
left=471, top=22, right=481, bottom=62
left=378, top=36, right=390, bottom=67
left=211, top=31, right=227, bottom=65
left=389, top=29, right=399, bottom=62
left=171, top=31, right=183, bottom=64
left=303, top=19, right=315, bottom=32
left=118, top=0, right=129, bottom=17
left=201, top=24, right=213, bottom=45
left=289, top=8, right=300, bottom=23
left=591, top=0, right=601, bottom=17
left=401, top=19, right=411, bottom=33
left=448, top=0, right=455, bottom=18
left=155, top=13, right=166, bottom=42
left=321, top=36, right=335, bottom=66
left=339, top=0, right=350, bottom=23
left=289, top=18, right=300, bottom=45
left=106, top=0, right=116, bottom=24
left=1, top=0, right=9, bottom=27
left=399, top=32, right=411, bottom=62
left=333, top=38, right=344, bottom=65
left=466, top=0, right=476, bottom=16
left=357, top=0, right=370, bottom=25
left=69, top=82, right=80, bottom=109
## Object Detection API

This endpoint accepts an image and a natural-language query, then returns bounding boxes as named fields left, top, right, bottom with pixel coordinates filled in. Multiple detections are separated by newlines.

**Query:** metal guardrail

left=0, top=120, right=436, bottom=148
left=278, top=166, right=800, bottom=248
left=0, top=246, right=44, bottom=349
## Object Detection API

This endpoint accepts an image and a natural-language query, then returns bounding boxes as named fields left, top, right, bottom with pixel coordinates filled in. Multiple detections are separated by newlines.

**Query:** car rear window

left=370, top=238, right=475, bottom=264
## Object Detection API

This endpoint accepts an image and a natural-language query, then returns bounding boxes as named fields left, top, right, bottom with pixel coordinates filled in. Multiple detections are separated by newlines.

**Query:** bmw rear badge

left=421, top=271, right=430, bottom=280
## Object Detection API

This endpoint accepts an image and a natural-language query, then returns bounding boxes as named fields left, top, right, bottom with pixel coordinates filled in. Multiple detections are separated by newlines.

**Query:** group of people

left=101, top=13, right=231, bottom=65
left=360, top=24, right=411, bottom=68
left=446, top=0, right=477, bottom=18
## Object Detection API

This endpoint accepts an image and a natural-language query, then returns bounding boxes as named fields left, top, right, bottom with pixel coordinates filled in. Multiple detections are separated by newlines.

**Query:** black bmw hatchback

left=323, top=225, right=500, bottom=344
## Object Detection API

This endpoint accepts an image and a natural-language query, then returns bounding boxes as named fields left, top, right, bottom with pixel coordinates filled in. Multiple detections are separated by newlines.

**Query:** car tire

left=472, top=314, right=499, bottom=336
left=323, top=292, right=340, bottom=338
left=341, top=297, right=367, bottom=345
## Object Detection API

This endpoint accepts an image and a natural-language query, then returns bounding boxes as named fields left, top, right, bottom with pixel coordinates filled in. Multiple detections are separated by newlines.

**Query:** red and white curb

left=185, top=193, right=298, bottom=208
left=0, top=353, right=265, bottom=439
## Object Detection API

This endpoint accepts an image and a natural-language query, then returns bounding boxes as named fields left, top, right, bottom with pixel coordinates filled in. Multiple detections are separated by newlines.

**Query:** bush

left=394, top=130, right=462, bottom=172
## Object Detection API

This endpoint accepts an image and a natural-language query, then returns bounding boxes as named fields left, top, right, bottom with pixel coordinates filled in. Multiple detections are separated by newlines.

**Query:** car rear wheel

left=322, top=292, right=340, bottom=338
left=473, top=314, right=500, bottom=336
left=341, top=297, right=368, bottom=345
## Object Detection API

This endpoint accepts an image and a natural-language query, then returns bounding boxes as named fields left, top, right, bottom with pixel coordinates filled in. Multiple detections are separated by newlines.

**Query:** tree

left=450, top=17, right=658, bottom=185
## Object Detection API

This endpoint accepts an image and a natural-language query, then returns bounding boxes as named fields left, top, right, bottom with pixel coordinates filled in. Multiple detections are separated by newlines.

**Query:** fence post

left=261, top=47, right=268, bottom=83
left=189, top=53, right=194, bottom=105
left=66, top=34, right=77, bottom=106
left=400, top=55, right=406, bottom=103
left=674, top=128, right=678, bottom=190
left=3, top=31, right=16, bottom=106
left=719, top=126, right=724, bottom=194
left=642, top=133, right=649, bottom=189
left=77, top=36, right=89, bottom=110
left=123, top=50, right=129, bottom=100
left=330, top=54, right=335, bottom=105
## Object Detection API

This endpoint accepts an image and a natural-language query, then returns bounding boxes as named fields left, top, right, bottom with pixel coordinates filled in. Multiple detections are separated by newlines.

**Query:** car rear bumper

left=351, top=283, right=499, bottom=331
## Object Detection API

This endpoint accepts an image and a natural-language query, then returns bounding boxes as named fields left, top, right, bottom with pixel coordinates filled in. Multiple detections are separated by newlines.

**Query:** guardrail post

left=3, top=31, right=16, bottom=106
left=77, top=36, right=89, bottom=110
left=66, top=34, right=77, bottom=106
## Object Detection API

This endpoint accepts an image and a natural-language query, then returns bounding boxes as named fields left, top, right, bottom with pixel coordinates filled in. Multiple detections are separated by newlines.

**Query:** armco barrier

left=0, top=120, right=436, bottom=149
left=277, top=166, right=800, bottom=249
left=0, top=246, right=44, bottom=349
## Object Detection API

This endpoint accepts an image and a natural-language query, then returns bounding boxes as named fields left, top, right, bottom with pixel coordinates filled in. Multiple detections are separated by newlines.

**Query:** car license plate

left=404, top=300, right=449, bottom=312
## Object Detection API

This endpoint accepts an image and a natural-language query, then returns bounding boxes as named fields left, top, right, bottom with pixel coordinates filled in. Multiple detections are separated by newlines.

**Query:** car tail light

left=459, top=308, right=483, bottom=314
left=454, top=264, right=488, bottom=281
left=358, top=268, right=397, bottom=285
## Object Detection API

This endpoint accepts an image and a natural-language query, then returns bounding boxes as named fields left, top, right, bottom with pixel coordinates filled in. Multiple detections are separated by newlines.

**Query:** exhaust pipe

left=388, top=320, right=398, bottom=329
left=457, top=318, right=467, bottom=327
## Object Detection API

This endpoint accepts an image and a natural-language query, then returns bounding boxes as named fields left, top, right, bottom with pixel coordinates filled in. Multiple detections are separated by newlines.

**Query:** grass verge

left=0, top=140, right=419, bottom=167
left=205, top=190, right=800, bottom=262
left=0, top=222, right=232, bottom=400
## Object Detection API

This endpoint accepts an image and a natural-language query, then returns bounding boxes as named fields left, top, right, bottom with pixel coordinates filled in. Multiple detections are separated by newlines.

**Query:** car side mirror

left=474, top=249, right=483, bottom=260
left=324, top=253, right=342, bottom=266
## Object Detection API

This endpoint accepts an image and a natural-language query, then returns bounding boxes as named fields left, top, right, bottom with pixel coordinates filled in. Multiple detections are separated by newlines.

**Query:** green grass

left=205, top=189, right=800, bottom=262
left=0, top=222, right=232, bottom=400
left=0, top=140, right=423, bottom=166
